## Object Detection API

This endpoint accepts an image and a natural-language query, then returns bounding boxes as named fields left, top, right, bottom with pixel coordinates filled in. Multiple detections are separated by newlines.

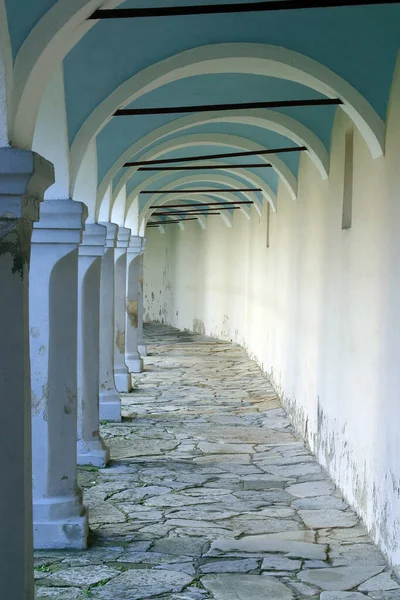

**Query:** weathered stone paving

left=35, top=324, right=400, bottom=599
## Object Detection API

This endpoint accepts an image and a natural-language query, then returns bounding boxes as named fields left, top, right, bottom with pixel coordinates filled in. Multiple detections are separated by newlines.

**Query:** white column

left=77, top=223, right=110, bottom=467
left=138, top=238, right=147, bottom=357
left=0, top=148, right=53, bottom=600
left=125, top=236, right=146, bottom=373
left=114, top=227, right=132, bottom=392
left=30, top=199, right=88, bottom=549
left=98, top=222, right=121, bottom=422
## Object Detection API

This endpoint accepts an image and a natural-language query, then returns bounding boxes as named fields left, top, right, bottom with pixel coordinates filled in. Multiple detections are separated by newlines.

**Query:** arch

left=123, top=170, right=275, bottom=228
left=145, top=200, right=209, bottom=232
left=111, top=132, right=297, bottom=205
left=71, top=42, right=384, bottom=194
left=145, top=191, right=251, bottom=228
left=0, top=0, right=13, bottom=146
left=97, top=109, right=328, bottom=203
left=11, top=0, right=123, bottom=149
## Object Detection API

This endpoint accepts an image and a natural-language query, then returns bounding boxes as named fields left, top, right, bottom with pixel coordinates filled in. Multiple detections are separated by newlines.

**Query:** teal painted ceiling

left=5, top=1, right=400, bottom=215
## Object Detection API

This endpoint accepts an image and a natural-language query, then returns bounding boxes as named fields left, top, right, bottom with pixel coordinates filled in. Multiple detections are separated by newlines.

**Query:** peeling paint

left=0, top=220, right=30, bottom=278
left=39, top=345, right=46, bottom=355
left=30, top=327, right=40, bottom=339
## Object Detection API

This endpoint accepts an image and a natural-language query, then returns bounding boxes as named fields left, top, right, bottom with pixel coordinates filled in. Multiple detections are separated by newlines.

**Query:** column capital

left=32, top=199, right=87, bottom=245
left=127, top=235, right=146, bottom=256
left=99, top=221, right=119, bottom=248
left=0, top=148, right=54, bottom=238
left=116, top=226, right=131, bottom=248
left=79, top=223, right=106, bottom=257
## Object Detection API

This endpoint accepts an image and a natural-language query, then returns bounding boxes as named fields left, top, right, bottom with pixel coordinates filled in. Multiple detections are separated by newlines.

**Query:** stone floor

left=35, top=323, right=400, bottom=599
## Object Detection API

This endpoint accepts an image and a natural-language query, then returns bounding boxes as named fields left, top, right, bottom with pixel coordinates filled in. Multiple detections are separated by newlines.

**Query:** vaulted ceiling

left=4, top=1, right=400, bottom=229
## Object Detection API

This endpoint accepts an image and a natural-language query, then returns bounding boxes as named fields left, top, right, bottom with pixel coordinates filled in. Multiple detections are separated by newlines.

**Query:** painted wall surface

left=32, top=65, right=70, bottom=199
left=143, top=64, right=400, bottom=569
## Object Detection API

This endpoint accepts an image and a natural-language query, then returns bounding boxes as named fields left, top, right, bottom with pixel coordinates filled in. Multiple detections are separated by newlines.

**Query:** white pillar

left=30, top=199, right=88, bottom=549
left=125, top=236, right=146, bottom=374
left=98, top=222, right=121, bottom=422
left=0, top=148, right=53, bottom=600
left=114, top=227, right=132, bottom=392
left=77, top=223, right=110, bottom=467
left=138, top=238, right=147, bottom=357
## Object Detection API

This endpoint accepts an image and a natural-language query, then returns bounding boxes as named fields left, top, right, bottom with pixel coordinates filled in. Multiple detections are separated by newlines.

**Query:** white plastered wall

left=143, top=61, right=400, bottom=569
left=73, top=138, right=98, bottom=222
left=0, top=0, right=12, bottom=147
left=32, top=65, right=70, bottom=199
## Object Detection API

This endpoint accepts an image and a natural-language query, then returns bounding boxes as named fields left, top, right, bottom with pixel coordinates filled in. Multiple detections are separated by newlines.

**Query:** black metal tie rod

left=147, top=218, right=200, bottom=225
left=124, top=147, right=306, bottom=167
left=141, top=189, right=260, bottom=194
left=151, top=201, right=254, bottom=208
left=90, top=1, right=400, bottom=20
left=155, top=207, right=241, bottom=215
left=139, top=164, right=273, bottom=171
left=115, top=99, right=341, bottom=117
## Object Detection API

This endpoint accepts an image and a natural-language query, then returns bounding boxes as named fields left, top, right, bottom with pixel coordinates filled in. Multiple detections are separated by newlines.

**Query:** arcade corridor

left=3, top=1, right=400, bottom=598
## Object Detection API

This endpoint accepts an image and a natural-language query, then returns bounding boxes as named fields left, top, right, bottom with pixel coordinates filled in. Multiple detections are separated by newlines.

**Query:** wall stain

left=64, top=386, right=75, bottom=415
left=193, top=318, right=206, bottom=335
left=32, top=382, right=49, bottom=421
left=30, top=327, right=40, bottom=339
left=116, top=330, right=125, bottom=353
left=126, top=300, right=139, bottom=328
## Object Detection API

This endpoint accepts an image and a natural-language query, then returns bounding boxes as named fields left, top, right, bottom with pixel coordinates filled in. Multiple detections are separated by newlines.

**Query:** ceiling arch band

left=97, top=108, right=329, bottom=206
left=69, top=43, right=384, bottom=198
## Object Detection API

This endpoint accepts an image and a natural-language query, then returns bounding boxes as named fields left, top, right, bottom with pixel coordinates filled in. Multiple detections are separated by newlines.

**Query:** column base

left=33, top=510, right=88, bottom=550
left=138, top=343, right=147, bottom=357
left=77, top=438, right=110, bottom=468
left=114, top=370, right=132, bottom=393
left=99, top=389, right=121, bottom=422
left=126, top=356, right=144, bottom=373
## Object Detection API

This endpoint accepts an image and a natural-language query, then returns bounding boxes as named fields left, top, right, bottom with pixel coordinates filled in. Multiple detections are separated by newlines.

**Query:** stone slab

left=201, top=573, right=294, bottom=600
left=94, top=568, right=193, bottom=599
left=299, top=566, right=384, bottom=591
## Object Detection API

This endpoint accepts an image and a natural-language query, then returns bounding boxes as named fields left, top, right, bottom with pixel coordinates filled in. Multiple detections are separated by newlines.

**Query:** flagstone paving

left=35, top=323, right=400, bottom=599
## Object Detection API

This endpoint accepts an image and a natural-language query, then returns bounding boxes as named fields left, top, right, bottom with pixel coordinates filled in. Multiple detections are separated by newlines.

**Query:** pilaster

left=0, top=148, right=53, bottom=600
left=125, top=235, right=146, bottom=374
left=138, top=237, right=147, bottom=357
left=30, top=199, right=88, bottom=549
left=77, top=223, right=110, bottom=467
left=98, top=221, right=121, bottom=421
left=114, top=227, right=132, bottom=392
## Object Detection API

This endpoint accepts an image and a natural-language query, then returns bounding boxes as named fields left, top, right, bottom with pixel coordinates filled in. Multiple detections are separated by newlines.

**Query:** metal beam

left=90, top=1, right=400, bottom=20
left=155, top=207, right=240, bottom=215
left=125, top=147, right=306, bottom=167
left=141, top=189, right=260, bottom=194
left=138, top=164, right=273, bottom=171
left=115, top=99, right=341, bottom=117
left=151, top=201, right=254, bottom=208
left=147, top=218, right=199, bottom=225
